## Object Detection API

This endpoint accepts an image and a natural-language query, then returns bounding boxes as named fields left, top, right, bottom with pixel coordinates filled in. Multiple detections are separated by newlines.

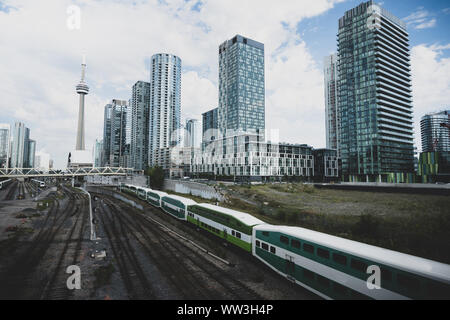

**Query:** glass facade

left=131, top=81, right=151, bottom=170
left=0, top=124, right=10, bottom=169
left=202, top=107, right=218, bottom=150
left=149, top=53, right=182, bottom=167
left=11, top=122, right=28, bottom=169
left=337, top=1, right=414, bottom=180
left=218, top=35, right=265, bottom=136
left=324, top=54, right=340, bottom=156
left=420, top=110, right=450, bottom=153
left=102, top=100, right=128, bottom=167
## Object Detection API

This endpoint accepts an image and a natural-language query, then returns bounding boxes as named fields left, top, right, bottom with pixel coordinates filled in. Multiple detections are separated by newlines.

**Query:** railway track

left=4, top=180, right=18, bottom=201
left=99, top=195, right=263, bottom=300
left=97, top=202, right=156, bottom=299
left=0, top=186, right=87, bottom=299
left=40, top=190, right=89, bottom=300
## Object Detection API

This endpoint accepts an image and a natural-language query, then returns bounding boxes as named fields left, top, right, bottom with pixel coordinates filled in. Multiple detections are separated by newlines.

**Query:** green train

left=187, top=203, right=264, bottom=252
left=119, top=183, right=450, bottom=300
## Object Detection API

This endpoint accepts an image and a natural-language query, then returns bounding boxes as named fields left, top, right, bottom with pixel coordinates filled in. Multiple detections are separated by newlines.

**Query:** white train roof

left=162, top=194, right=197, bottom=206
left=254, top=224, right=450, bottom=284
left=194, top=203, right=265, bottom=227
left=147, top=189, right=168, bottom=197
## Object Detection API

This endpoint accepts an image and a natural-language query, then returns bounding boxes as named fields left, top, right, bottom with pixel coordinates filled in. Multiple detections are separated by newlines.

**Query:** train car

left=252, top=224, right=450, bottom=300
left=187, top=203, right=265, bottom=252
left=0, top=179, right=12, bottom=190
left=121, top=184, right=137, bottom=196
left=137, top=187, right=151, bottom=201
left=161, top=194, right=197, bottom=221
left=31, top=179, right=45, bottom=188
left=147, top=190, right=168, bottom=208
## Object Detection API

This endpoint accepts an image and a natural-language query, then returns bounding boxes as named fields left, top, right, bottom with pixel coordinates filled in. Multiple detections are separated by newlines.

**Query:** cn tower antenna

left=75, top=55, right=89, bottom=151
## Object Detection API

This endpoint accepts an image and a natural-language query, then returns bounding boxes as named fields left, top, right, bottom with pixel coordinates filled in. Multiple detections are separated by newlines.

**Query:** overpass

left=0, top=167, right=134, bottom=179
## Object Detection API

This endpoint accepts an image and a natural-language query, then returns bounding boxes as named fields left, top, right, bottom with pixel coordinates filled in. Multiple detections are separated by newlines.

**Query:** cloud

left=411, top=43, right=450, bottom=152
left=0, top=0, right=343, bottom=168
left=415, top=18, right=436, bottom=30
left=403, top=8, right=437, bottom=30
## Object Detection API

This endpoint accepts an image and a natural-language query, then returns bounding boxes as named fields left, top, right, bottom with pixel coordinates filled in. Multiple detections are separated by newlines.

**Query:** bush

left=353, top=214, right=381, bottom=239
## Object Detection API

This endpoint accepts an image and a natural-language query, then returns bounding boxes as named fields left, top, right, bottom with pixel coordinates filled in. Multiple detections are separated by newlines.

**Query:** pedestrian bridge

left=0, top=167, right=134, bottom=179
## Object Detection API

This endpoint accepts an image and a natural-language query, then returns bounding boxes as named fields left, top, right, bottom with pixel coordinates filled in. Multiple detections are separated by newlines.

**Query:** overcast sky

left=0, top=0, right=449, bottom=169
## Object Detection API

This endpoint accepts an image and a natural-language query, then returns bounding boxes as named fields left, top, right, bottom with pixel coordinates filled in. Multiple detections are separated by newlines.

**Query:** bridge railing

left=0, top=167, right=135, bottom=178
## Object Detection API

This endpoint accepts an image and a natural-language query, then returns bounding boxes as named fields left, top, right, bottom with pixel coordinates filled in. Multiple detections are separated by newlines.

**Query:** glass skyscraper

left=337, top=1, right=414, bottom=182
left=102, top=99, right=128, bottom=167
left=149, top=53, right=182, bottom=167
left=0, top=124, right=10, bottom=169
left=421, top=110, right=450, bottom=152
left=131, top=81, right=151, bottom=171
left=202, top=107, right=218, bottom=150
left=324, top=54, right=339, bottom=155
left=218, top=35, right=265, bottom=137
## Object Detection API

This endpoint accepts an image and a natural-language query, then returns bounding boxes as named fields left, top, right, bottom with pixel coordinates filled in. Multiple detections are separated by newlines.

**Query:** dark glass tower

left=337, top=1, right=415, bottom=181
left=218, top=35, right=265, bottom=137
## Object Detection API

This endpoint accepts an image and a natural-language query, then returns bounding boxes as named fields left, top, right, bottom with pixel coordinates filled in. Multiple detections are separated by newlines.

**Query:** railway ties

left=97, top=202, right=156, bottom=300
left=99, top=195, right=263, bottom=300
left=40, top=190, right=89, bottom=300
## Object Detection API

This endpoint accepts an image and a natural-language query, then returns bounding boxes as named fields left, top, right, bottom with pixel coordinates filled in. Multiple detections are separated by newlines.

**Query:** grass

left=220, top=183, right=450, bottom=264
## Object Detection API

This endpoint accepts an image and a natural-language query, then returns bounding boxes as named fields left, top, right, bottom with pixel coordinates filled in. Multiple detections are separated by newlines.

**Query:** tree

left=145, top=166, right=165, bottom=190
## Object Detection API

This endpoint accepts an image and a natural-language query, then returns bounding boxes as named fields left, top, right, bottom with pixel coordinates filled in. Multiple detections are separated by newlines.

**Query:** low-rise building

left=191, top=132, right=314, bottom=182
left=313, top=149, right=340, bottom=182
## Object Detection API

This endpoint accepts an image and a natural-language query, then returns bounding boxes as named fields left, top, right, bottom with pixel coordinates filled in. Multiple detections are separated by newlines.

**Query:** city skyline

left=1, top=0, right=449, bottom=169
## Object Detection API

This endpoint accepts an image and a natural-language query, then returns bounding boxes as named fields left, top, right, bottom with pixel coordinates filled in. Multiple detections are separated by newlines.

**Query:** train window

left=262, top=231, right=270, bottom=237
left=334, top=282, right=347, bottom=296
left=381, top=268, right=392, bottom=282
left=350, top=259, right=368, bottom=273
left=333, top=253, right=347, bottom=266
left=280, top=236, right=289, bottom=245
left=303, top=269, right=315, bottom=280
left=397, top=274, right=420, bottom=291
left=317, top=248, right=330, bottom=259
left=303, top=243, right=314, bottom=254
left=270, top=246, right=276, bottom=254
left=232, top=230, right=235, bottom=236
left=256, top=240, right=260, bottom=248
left=349, top=289, right=369, bottom=300
left=426, top=281, right=449, bottom=299
left=291, top=240, right=301, bottom=249
left=317, top=275, right=330, bottom=288
left=236, top=232, right=241, bottom=239
left=261, top=243, right=269, bottom=251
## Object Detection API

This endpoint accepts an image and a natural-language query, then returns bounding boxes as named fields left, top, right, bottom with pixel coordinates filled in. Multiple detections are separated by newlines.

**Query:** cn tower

left=75, top=55, right=89, bottom=150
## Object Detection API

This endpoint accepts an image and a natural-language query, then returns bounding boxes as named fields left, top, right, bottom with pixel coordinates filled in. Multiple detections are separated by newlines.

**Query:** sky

left=0, top=0, right=449, bottom=169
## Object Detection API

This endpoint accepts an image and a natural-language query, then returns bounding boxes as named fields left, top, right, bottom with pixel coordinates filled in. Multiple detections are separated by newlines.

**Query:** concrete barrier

left=164, top=179, right=224, bottom=201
